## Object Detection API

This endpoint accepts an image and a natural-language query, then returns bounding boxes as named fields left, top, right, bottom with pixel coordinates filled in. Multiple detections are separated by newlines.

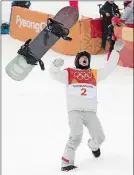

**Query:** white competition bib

left=67, top=84, right=97, bottom=98
left=66, top=68, right=98, bottom=99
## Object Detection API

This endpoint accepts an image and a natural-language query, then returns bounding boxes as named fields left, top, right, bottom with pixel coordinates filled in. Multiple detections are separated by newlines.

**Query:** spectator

left=107, top=16, right=124, bottom=60
left=123, top=0, right=132, bottom=8
left=100, top=0, right=121, bottom=49
left=122, top=1, right=134, bottom=28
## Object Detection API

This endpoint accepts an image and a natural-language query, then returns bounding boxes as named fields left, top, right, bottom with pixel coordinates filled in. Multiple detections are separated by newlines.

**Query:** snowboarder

left=49, top=39, right=125, bottom=171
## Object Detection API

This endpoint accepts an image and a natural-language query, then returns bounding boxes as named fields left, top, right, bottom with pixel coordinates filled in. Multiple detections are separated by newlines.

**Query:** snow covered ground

left=2, top=1, right=133, bottom=175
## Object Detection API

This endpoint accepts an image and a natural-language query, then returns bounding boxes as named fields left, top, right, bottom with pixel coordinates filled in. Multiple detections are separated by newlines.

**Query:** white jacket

left=122, top=2, right=134, bottom=24
left=49, top=50, right=120, bottom=112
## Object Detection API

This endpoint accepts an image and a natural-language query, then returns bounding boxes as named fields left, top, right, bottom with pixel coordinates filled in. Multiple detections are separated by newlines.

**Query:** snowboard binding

left=17, top=39, right=45, bottom=70
left=47, top=18, right=72, bottom=41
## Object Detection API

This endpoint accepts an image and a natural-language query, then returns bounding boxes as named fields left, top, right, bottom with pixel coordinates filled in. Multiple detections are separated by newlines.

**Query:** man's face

left=108, top=0, right=114, bottom=4
left=79, top=56, right=89, bottom=67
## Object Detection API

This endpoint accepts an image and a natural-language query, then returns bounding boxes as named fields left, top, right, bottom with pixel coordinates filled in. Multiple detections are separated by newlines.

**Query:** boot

left=61, top=165, right=77, bottom=171
left=92, top=148, right=101, bottom=158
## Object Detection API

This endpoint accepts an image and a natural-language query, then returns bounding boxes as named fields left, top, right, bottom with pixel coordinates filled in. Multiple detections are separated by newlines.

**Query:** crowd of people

left=100, top=0, right=133, bottom=58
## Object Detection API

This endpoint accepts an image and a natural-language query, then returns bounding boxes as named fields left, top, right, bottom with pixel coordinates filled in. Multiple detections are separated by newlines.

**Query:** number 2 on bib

left=81, top=88, right=87, bottom=96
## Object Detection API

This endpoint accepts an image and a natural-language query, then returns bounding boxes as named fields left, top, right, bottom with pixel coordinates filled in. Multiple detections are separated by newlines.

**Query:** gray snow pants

left=61, top=110, right=105, bottom=167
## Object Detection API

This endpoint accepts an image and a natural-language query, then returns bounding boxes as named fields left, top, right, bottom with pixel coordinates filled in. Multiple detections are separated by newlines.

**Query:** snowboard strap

left=17, top=39, right=45, bottom=70
left=47, top=18, right=72, bottom=41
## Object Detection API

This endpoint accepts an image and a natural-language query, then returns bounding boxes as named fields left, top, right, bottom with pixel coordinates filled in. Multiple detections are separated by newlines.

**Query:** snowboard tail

left=5, top=6, right=79, bottom=81
left=6, top=55, right=35, bottom=81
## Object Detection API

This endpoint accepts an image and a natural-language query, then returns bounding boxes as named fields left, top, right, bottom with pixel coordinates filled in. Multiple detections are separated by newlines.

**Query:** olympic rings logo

left=74, top=71, right=92, bottom=80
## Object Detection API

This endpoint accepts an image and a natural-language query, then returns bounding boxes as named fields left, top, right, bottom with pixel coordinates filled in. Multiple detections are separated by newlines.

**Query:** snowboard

left=5, top=6, right=79, bottom=81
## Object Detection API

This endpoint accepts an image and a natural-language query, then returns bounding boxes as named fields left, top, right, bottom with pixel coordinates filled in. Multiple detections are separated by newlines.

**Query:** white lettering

left=15, top=15, right=47, bottom=33
left=23, top=19, right=27, bottom=27
left=16, top=15, right=22, bottom=28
